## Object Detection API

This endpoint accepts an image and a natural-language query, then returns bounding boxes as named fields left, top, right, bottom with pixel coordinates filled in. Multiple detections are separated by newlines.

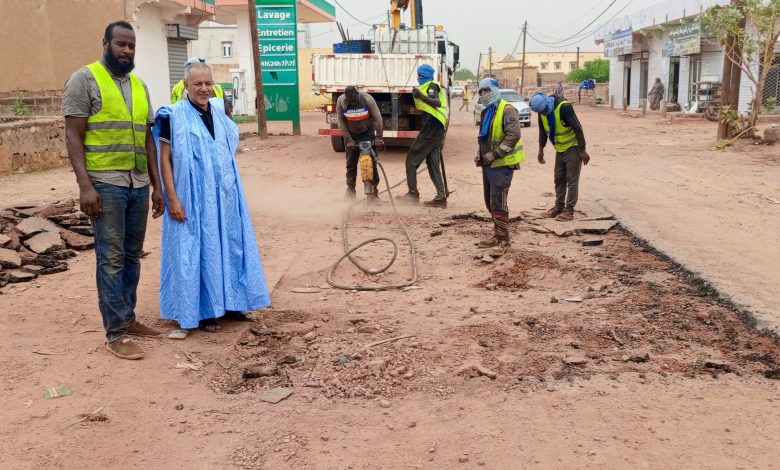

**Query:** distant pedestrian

left=529, top=92, right=590, bottom=222
left=648, top=78, right=665, bottom=110
left=155, top=62, right=271, bottom=336
left=578, top=78, right=595, bottom=104
left=396, top=64, right=449, bottom=208
left=460, top=86, right=470, bottom=111
left=553, top=80, right=565, bottom=99
left=63, top=21, right=166, bottom=360
left=474, top=78, right=525, bottom=256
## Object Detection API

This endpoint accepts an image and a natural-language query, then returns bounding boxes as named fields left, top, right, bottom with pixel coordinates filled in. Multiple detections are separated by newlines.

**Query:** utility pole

left=489, top=46, right=492, bottom=77
left=248, top=0, right=268, bottom=138
left=576, top=46, right=580, bottom=68
left=520, top=21, right=527, bottom=94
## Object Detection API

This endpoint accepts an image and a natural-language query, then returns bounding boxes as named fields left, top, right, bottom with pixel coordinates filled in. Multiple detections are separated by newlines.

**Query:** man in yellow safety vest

left=397, top=64, right=449, bottom=208
left=63, top=21, right=166, bottom=360
left=474, top=78, right=525, bottom=256
left=529, top=92, right=591, bottom=221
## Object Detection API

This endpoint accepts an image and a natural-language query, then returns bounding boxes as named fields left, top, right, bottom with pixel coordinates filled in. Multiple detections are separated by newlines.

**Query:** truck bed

left=312, top=53, right=443, bottom=93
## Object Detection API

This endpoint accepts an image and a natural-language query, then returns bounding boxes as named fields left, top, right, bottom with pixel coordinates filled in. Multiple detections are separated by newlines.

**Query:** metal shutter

left=167, top=38, right=188, bottom=88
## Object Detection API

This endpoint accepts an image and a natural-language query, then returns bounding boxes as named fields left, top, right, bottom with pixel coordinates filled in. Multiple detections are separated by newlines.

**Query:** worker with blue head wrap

left=473, top=78, right=525, bottom=256
left=397, top=63, right=449, bottom=208
left=529, top=90, right=590, bottom=221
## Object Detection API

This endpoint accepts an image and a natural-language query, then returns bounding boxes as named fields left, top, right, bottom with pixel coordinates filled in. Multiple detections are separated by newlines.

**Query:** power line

left=526, top=0, right=636, bottom=50
left=539, top=0, right=615, bottom=38
left=331, top=0, right=382, bottom=27
left=310, top=13, right=386, bottom=39
left=528, top=0, right=618, bottom=45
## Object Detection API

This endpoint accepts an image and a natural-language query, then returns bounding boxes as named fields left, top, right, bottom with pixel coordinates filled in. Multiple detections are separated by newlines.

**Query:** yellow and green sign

left=256, top=0, right=300, bottom=129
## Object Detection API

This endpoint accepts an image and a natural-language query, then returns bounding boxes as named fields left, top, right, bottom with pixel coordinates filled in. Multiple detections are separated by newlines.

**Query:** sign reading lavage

left=604, top=28, right=633, bottom=57
left=256, top=0, right=300, bottom=128
left=667, top=22, right=701, bottom=57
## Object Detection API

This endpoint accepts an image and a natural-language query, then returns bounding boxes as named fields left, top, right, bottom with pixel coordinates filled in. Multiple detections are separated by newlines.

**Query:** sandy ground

left=1, top=107, right=779, bottom=469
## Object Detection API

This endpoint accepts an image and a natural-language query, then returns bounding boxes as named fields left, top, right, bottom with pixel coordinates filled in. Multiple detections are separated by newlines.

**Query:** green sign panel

left=256, top=0, right=299, bottom=128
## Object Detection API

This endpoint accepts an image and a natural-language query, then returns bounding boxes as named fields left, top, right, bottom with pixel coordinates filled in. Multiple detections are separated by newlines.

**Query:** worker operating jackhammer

left=337, top=86, right=385, bottom=201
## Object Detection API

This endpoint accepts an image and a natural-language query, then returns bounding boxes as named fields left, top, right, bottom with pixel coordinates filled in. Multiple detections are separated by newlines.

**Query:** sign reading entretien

left=256, top=0, right=300, bottom=127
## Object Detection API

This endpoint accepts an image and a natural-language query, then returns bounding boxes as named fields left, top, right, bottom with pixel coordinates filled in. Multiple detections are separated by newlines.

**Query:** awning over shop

left=215, top=0, right=336, bottom=24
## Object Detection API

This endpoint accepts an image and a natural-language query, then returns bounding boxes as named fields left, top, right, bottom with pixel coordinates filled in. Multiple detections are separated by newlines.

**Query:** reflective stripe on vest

left=213, top=84, right=224, bottom=99
left=540, top=99, right=578, bottom=153
left=414, top=80, right=448, bottom=127
left=85, top=61, right=148, bottom=172
left=489, top=100, right=525, bottom=168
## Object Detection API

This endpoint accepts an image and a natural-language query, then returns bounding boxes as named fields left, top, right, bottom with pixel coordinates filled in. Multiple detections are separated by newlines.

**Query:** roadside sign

left=256, top=0, right=300, bottom=130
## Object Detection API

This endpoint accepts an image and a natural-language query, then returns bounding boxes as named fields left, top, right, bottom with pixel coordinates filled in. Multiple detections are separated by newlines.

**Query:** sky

left=307, top=0, right=658, bottom=73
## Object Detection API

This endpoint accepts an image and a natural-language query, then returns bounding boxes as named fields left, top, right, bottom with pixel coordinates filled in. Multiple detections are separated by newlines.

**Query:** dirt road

left=1, top=107, right=779, bottom=469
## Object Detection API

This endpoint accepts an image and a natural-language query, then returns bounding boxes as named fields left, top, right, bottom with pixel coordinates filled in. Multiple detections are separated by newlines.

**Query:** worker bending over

left=529, top=92, right=590, bottom=222
left=397, top=64, right=448, bottom=208
left=474, top=78, right=524, bottom=256
left=336, top=86, right=385, bottom=200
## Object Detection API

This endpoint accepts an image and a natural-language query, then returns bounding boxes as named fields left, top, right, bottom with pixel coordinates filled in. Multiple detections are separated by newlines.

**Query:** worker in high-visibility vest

left=397, top=64, right=448, bottom=208
left=529, top=92, right=591, bottom=222
left=474, top=78, right=525, bottom=256
left=63, top=20, right=166, bottom=360
left=170, top=57, right=231, bottom=117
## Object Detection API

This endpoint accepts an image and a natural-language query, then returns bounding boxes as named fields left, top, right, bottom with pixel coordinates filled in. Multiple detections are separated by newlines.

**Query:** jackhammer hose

left=326, top=161, right=420, bottom=291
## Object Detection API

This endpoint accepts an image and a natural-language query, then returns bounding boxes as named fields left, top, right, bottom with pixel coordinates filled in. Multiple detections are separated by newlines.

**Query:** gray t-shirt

left=62, top=60, right=154, bottom=188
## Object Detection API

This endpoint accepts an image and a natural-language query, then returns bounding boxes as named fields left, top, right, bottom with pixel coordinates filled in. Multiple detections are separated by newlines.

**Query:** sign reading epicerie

left=256, top=0, right=299, bottom=123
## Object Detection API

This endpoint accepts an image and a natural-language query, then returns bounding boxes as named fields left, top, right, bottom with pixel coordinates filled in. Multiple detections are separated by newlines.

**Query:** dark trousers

left=405, top=138, right=446, bottom=199
left=482, top=165, right=515, bottom=240
left=346, top=140, right=380, bottom=192
left=554, top=146, right=583, bottom=210
left=91, top=182, right=149, bottom=342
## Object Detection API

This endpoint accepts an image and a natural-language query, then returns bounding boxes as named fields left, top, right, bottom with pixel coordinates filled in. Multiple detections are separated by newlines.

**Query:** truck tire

left=331, top=135, right=346, bottom=152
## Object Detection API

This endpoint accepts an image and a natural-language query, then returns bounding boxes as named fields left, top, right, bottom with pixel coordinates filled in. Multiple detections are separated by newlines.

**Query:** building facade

left=594, top=0, right=777, bottom=113
left=479, top=51, right=603, bottom=87
left=0, top=0, right=216, bottom=115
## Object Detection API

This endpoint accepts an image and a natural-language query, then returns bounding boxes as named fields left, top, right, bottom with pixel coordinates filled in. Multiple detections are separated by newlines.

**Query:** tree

left=567, top=58, right=610, bottom=83
left=702, top=0, right=780, bottom=138
left=454, top=68, right=477, bottom=81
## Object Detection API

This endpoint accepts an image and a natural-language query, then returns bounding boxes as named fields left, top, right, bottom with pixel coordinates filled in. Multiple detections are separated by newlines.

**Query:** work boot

left=488, top=239, right=511, bottom=257
left=556, top=208, right=575, bottom=222
left=105, top=336, right=145, bottom=360
left=395, top=192, right=420, bottom=205
left=423, top=197, right=447, bottom=208
left=127, top=320, right=161, bottom=337
left=478, top=236, right=500, bottom=248
left=541, top=207, right=563, bottom=219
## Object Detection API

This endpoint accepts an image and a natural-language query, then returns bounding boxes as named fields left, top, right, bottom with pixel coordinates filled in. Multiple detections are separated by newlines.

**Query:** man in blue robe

left=154, top=62, right=270, bottom=335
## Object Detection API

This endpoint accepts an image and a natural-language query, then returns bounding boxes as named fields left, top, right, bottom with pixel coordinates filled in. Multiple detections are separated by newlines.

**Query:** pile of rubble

left=0, top=200, right=94, bottom=288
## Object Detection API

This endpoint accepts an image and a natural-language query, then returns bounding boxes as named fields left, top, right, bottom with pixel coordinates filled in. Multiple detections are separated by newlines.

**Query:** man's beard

left=104, top=48, right=135, bottom=75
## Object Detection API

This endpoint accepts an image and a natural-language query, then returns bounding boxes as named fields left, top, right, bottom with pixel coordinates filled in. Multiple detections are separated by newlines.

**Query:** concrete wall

left=0, top=118, right=68, bottom=174
left=132, top=3, right=172, bottom=111
left=299, top=48, right=330, bottom=110
left=0, top=0, right=123, bottom=94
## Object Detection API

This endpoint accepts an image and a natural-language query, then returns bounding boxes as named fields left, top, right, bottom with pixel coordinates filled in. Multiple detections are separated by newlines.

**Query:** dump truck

left=313, top=21, right=460, bottom=151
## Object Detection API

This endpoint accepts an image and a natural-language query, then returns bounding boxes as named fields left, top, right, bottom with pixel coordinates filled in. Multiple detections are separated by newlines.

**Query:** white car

left=474, top=89, right=532, bottom=127
left=450, top=86, right=464, bottom=98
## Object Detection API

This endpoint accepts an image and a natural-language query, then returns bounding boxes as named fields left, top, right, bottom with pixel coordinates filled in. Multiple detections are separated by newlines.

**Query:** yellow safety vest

left=489, top=100, right=525, bottom=168
left=171, top=80, right=224, bottom=103
left=414, top=80, right=448, bottom=127
left=540, top=99, right=579, bottom=153
left=84, top=61, right=148, bottom=172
